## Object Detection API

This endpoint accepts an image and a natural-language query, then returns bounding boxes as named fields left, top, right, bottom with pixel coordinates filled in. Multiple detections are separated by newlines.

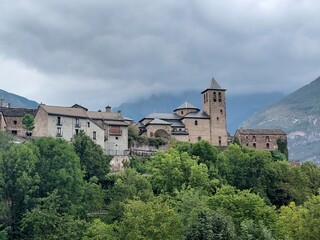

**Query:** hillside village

left=0, top=78, right=288, bottom=158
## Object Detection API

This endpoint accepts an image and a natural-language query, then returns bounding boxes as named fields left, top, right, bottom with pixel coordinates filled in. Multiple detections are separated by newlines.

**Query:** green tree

left=190, top=140, right=220, bottom=166
left=208, top=185, right=277, bottom=235
left=147, top=148, right=196, bottom=194
left=185, top=211, right=237, bottom=240
left=82, top=219, right=117, bottom=240
left=32, top=137, right=85, bottom=214
left=22, top=114, right=35, bottom=135
left=106, top=168, right=153, bottom=222
left=117, top=198, right=183, bottom=240
left=72, top=130, right=111, bottom=183
left=20, top=191, right=86, bottom=240
left=0, top=144, right=40, bottom=239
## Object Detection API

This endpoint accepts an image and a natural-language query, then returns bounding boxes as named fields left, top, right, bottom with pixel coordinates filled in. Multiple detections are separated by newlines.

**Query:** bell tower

left=202, top=77, right=228, bottom=146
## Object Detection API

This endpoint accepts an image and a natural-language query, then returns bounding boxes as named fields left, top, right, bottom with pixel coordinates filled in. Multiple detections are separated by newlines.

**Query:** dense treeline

left=0, top=131, right=320, bottom=239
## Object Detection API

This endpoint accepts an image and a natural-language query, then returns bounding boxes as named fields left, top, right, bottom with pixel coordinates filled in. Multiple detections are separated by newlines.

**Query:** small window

left=115, top=137, right=119, bottom=140
left=181, top=111, right=184, bottom=115
left=218, top=92, right=222, bottom=102
left=266, top=143, right=270, bottom=149
left=252, top=136, right=256, bottom=142
left=57, top=116, right=62, bottom=126
left=219, top=140, right=222, bottom=146
left=213, top=92, right=217, bottom=102
left=197, top=136, right=201, bottom=141
left=246, top=143, right=249, bottom=147
left=13, top=120, right=17, bottom=125
left=75, top=118, right=80, bottom=127
left=253, top=143, right=256, bottom=148
left=195, top=120, right=198, bottom=126
left=57, top=127, right=62, bottom=137
left=220, top=109, right=223, bottom=115
left=93, top=131, right=96, bottom=140
left=217, top=117, right=219, bottom=121
left=12, top=130, right=17, bottom=135
left=266, top=136, right=270, bottom=142
left=87, top=122, right=90, bottom=127
left=75, top=129, right=79, bottom=135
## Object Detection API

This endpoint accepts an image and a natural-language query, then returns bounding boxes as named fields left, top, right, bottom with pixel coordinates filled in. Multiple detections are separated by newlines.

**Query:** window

left=93, top=131, right=96, bottom=140
left=266, top=136, right=270, bottom=142
left=218, top=92, right=222, bottom=102
left=75, top=129, right=79, bottom=135
left=181, top=111, right=184, bottom=115
left=75, top=118, right=80, bottom=127
left=197, top=136, right=202, bottom=141
left=57, top=116, right=62, bottom=126
left=12, top=130, right=17, bottom=135
left=266, top=143, right=270, bottom=149
left=217, top=117, right=219, bottom=121
left=219, top=136, right=222, bottom=146
left=13, top=120, right=17, bottom=125
left=252, top=136, right=256, bottom=142
left=87, top=122, right=90, bottom=128
left=115, top=137, right=119, bottom=140
left=253, top=143, right=256, bottom=148
left=220, top=109, right=223, bottom=115
left=213, top=92, right=217, bottom=102
left=57, top=127, right=62, bottom=137
left=195, top=120, right=198, bottom=126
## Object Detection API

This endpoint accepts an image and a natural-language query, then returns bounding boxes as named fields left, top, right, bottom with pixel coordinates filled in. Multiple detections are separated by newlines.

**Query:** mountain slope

left=115, top=91, right=284, bottom=134
left=242, top=76, right=320, bottom=163
left=0, top=89, right=38, bottom=109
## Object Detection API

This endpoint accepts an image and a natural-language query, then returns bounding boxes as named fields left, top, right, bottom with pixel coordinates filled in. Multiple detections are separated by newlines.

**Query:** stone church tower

left=202, top=78, right=228, bottom=146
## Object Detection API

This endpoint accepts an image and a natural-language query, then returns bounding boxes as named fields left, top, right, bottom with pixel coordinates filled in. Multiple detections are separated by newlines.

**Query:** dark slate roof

left=184, top=111, right=210, bottom=119
left=0, top=107, right=37, bottom=117
left=144, top=112, right=181, bottom=120
left=174, top=102, right=199, bottom=111
left=148, top=118, right=172, bottom=125
left=236, top=129, right=286, bottom=135
left=201, top=77, right=226, bottom=93
left=165, top=119, right=185, bottom=127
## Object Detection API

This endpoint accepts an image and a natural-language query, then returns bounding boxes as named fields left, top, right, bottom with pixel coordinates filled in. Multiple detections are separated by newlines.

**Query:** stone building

left=33, top=104, right=129, bottom=155
left=138, top=78, right=229, bottom=146
left=0, top=107, right=37, bottom=137
left=234, top=129, right=287, bottom=151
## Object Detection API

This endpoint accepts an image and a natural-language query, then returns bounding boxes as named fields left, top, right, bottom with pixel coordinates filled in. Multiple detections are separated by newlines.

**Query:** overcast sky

left=1, top=0, right=320, bottom=110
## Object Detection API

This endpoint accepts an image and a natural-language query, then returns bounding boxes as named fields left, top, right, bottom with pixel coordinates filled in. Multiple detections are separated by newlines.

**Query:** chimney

left=0, top=98, right=4, bottom=108
left=105, top=105, right=112, bottom=112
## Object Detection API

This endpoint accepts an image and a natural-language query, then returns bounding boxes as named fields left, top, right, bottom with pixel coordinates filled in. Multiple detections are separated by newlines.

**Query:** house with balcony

left=33, top=104, right=129, bottom=155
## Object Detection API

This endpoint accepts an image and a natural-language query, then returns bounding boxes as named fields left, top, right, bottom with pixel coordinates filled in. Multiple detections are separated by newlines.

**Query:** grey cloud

left=1, top=0, right=320, bottom=108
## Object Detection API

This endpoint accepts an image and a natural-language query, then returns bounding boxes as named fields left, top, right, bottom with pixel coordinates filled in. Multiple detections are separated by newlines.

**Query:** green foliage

left=20, top=191, right=86, bottom=240
left=0, top=144, right=40, bottom=238
left=72, top=130, right=111, bottom=183
left=208, top=185, right=277, bottom=235
left=82, top=219, right=117, bottom=240
left=189, top=140, right=220, bottom=166
left=116, top=198, right=183, bottom=240
left=127, top=156, right=148, bottom=173
left=0, top=131, right=13, bottom=150
left=276, top=139, right=288, bottom=159
left=186, top=211, right=237, bottom=240
left=22, top=114, right=35, bottom=133
left=147, top=148, right=197, bottom=194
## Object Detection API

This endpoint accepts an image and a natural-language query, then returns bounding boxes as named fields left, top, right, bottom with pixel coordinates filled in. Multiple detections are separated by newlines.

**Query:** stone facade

left=0, top=107, right=37, bottom=137
left=138, top=78, right=229, bottom=146
left=234, top=129, right=287, bottom=151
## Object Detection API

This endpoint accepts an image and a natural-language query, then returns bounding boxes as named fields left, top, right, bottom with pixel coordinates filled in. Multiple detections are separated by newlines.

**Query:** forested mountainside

left=0, top=89, right=38, bottom=108
left=242, top=76, right=320, bottom=163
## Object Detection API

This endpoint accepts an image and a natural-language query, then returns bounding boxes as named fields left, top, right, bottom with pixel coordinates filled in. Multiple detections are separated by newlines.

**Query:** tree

left=186, top=211, right=237, bottom=240
left=117, top=198, right=183, bottom=240
left=20, top=191, right=86, bottom=240
left=32, top=137, right=85, bottom=214
left=22, top=114, right=35, bottom=135
left=72, top=130, right=111, bottom=183
left=0, top=144, right=40, bottom=239
left=207, top=185, right=277, bottom=235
